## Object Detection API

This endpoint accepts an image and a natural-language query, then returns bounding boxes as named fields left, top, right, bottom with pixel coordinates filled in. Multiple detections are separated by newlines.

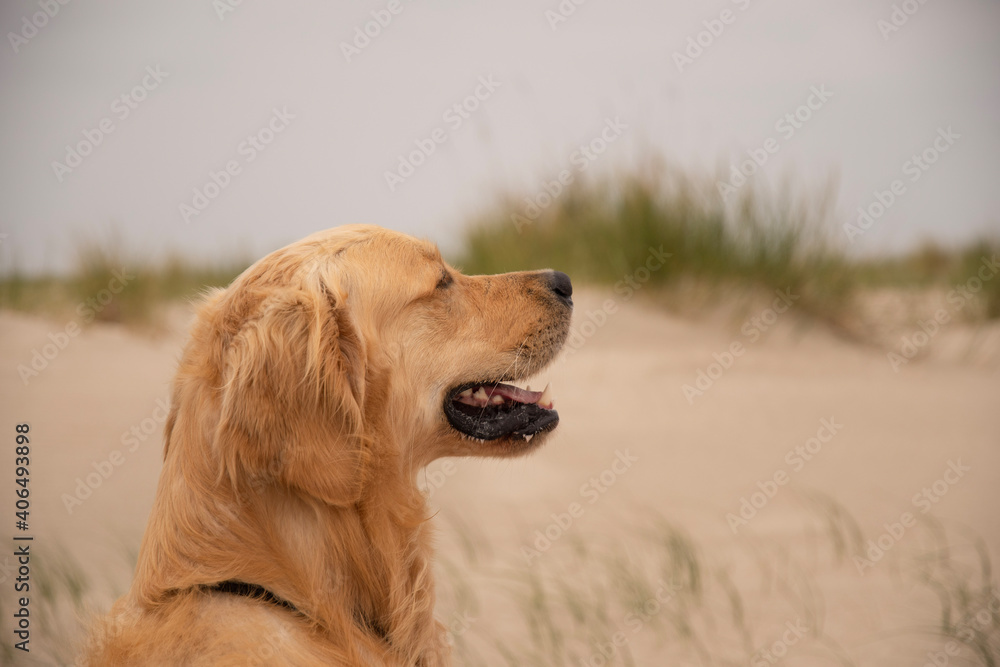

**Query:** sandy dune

left=1, top=290, right=998, bottom=665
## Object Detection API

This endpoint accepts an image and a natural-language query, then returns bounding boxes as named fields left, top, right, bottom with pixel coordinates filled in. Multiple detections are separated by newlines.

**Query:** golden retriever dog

left=83, top=225, right=572, bottom=666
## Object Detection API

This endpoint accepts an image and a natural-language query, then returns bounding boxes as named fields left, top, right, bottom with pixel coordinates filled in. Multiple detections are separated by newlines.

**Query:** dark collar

left=209, top=580, right=391, bottom=643
left=209, top=580, right=298, bottom=613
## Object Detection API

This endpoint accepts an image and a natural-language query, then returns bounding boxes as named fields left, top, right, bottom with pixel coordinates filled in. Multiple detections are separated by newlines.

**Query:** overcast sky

left=1, top=0, right=998, bottom=274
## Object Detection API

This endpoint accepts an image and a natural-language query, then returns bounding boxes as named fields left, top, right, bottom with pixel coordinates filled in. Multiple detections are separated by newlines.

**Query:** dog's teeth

left=458, top=388, right=473, bottom=399
left=526, top=385, right=531, bottom=392
left=490, top=395, right=504, bottom=405
left=537, top=383, right=553, bottom=409
left=473, top=387, right=488, bottom=404
left=524, top=434, right=533, bottom=443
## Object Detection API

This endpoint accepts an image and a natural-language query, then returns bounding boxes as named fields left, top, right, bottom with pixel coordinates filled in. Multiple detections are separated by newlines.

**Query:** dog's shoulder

left=80, top=590, right=376, bottom=666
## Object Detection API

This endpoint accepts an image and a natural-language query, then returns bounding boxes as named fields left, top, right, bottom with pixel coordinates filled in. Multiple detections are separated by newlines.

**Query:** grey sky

left=1, top=0, right=998, bottom=274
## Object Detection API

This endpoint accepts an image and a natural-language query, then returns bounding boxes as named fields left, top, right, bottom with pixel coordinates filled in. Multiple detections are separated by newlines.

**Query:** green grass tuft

left=1, top=166, right=997, bottom=332
left=454, top=164, right=1000, bottom=329
left=0, top=233, right=249, bottom=327
left=456, top=166, right=855, bottom=323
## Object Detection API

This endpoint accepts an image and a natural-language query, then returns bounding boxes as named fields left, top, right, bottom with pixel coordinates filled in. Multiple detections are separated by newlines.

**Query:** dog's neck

left=131, top=418, right=444, bottom=661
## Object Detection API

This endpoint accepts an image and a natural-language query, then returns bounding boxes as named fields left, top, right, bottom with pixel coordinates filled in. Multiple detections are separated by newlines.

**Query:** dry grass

left=3, top=499, right=997, bottom=665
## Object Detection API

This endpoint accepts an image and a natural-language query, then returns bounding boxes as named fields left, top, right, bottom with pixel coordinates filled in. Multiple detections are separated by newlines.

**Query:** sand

left=2, top=290, right=998, bottom=665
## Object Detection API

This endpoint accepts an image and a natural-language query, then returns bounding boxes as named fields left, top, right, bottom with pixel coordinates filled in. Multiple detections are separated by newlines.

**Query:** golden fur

left=82, top=225, right=571, bottom=666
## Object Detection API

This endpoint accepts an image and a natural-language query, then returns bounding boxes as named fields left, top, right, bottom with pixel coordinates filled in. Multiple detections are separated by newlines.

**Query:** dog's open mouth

left=444, top=382, right=558, bottom=441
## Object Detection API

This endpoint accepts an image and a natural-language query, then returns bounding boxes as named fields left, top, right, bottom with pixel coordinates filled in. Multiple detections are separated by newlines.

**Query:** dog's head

left=200, top=225, right=572, bottom=507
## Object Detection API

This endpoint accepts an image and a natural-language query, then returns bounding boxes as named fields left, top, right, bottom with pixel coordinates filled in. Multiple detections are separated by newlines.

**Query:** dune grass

left=0, top=235, right=249, bottom=328
left=0, top=165, right=997, bottom=331
left=3, top=499, right=997, bottom=665
left=432, top=497, right=1000, bottom=666
left=459, top=167, right=850, bottom=309
left=456, top=165, right=999, bottom=328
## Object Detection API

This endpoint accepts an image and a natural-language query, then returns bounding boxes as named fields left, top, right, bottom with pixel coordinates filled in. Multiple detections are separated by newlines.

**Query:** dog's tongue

left=455, top=382, right=554, bottom=409
left=488, top=383, right=540, bottom=403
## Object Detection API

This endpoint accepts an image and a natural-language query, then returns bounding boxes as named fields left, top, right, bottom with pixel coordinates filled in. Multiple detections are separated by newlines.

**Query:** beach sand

left=2, top=289, right=998, bottom=664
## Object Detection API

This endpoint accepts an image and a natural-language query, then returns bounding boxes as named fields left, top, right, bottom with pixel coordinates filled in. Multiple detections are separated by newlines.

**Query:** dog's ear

left=215, top=277, right=368, bottom=506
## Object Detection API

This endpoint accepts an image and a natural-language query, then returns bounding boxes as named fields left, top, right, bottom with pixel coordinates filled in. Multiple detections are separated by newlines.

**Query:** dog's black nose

left=548, top=271, right=573, bottom=307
